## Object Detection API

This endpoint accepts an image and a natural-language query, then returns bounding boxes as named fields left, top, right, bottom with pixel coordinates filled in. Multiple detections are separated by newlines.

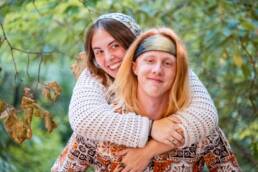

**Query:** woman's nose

left=104, top=51, right=115, bottom=62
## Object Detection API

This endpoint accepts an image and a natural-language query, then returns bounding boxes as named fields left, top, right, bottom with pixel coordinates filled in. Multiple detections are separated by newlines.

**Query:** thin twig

left=36, top=54, right=43, bottom=89
left=0, top=24, right=18, bottom=79
left=79, top=0, right=94, bottom=22
left=12, top=47, right=50, bottom=55
left=240, top=40, right=257, bottom=113
left=1, top=23, right=53, bottom=82
left=240, top=41, right=256, bottom=75
left=26, top=54, right=30, bottom=78
left=1, top=23, right=53, bottom=55
left=32, top=0, right=43, bottom=16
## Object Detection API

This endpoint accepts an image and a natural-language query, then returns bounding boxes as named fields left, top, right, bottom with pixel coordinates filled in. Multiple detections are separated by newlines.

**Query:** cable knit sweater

left=69, top=69, right=218, bottom=148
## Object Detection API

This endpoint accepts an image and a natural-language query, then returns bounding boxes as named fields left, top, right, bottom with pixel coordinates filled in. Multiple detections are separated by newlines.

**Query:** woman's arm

left=117, top=139, right=176, bottom=172
left=176, top=70, right=218, bottom=146
left=152, top=70, right=218, bottom=147
left=51, top=133, right=92, bottom=172
left=68, top=69, right=152, bottom=148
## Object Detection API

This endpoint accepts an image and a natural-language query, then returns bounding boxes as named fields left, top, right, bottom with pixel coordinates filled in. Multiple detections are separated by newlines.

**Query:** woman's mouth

left=108, top=62, right=121, bottom=70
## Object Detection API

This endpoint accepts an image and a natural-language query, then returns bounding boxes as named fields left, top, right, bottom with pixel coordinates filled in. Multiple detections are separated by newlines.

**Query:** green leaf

left=0, top=15, right=3, bottom=24
left=84, top=0, right=100, bottom=8
left=0, top=0, right=6, bottom=7
left=241, top=64, right=251, bottom=77
left=241, top=20, right=256, bottom=31
left=223, top=27, right=232, bottom=36
left=64, top=5, right=79, bottom=15
left=227, top=19, right=238, bottom=29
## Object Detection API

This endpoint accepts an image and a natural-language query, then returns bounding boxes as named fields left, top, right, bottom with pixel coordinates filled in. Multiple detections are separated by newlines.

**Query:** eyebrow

left=92, top=40, right=117, bottom=50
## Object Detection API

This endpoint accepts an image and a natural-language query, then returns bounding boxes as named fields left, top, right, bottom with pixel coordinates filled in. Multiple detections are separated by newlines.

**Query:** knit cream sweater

left=68, top=69, right=218, bottom=148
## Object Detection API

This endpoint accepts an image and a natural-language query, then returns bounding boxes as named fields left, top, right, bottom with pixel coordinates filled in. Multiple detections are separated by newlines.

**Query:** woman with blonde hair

left=53, top=27, right=240, bottom=171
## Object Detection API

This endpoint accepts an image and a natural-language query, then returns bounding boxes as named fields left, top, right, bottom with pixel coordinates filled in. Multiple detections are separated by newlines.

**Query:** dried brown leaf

left=71, top=52, right=86, bottom=79
left=21, top=96, right=35, bottom=109
left=3, top=108, right=31, bottom=144
left=23, top=87, right=34, bottom=99
left=0, top=100, right=6, bottom=113
left=42, top=87, right=51, bottom=100
left=44, top=112, right=57, bottom=133
left=1, top=87, right=58, bottom=144
left=42, top=81, right=62, bottom=102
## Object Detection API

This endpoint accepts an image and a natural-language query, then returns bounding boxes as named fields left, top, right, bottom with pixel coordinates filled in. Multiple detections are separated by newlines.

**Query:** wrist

left=149, top=120, right=154, bottom=137
left=145, top=140, right=161, bottom=157
left=143, top=143, right=156, bottom=158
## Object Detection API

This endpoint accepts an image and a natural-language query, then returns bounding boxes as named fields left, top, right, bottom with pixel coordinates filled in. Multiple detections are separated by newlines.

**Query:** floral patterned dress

left=51, top=125, right=240, bottom=172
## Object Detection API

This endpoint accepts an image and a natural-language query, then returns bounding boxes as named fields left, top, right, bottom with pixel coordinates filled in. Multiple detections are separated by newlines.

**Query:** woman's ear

left=132, top=62, right=138, bottom=76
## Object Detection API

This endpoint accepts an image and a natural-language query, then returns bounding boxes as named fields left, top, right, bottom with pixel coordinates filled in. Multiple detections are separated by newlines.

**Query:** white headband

left=95, top=13, right=141, bottom=36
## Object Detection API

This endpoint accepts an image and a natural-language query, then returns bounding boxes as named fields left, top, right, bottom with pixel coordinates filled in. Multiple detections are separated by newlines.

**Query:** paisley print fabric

left=51, top=127, right=240, bottom=172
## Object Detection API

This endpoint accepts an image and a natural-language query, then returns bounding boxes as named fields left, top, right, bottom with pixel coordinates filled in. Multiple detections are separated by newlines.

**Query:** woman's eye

left=94, top=50, right=102, bottom=56
left=111, top=44, right=119, bottom=49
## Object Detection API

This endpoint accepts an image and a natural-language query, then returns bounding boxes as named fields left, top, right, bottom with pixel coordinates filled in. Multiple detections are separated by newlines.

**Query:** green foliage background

left=0, top=0, right=257, bottom=171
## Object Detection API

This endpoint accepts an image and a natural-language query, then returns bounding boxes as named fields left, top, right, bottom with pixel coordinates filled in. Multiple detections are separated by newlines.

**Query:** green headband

left=134, top=35, right=176, bottom=61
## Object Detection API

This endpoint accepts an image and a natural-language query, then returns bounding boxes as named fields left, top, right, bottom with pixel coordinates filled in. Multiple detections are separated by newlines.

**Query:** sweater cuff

left=138, top=118, right=152, bottom=147
left=175, top=114, right=194, bottom=148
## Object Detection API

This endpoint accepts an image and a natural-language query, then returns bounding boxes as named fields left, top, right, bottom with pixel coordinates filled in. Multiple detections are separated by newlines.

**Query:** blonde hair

left=111, top=28, right=190, bottom=118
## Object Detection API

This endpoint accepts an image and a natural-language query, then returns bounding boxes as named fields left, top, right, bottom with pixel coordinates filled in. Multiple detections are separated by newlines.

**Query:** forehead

left=139, top=50, right=176, bottom=60
left=91, top=29, right=116, bottom=47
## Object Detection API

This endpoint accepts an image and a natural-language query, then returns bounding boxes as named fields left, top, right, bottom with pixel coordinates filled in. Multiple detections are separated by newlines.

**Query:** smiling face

left=133, top=50, right=176, bottom=99
left=91, top=29, right=126, bottom=77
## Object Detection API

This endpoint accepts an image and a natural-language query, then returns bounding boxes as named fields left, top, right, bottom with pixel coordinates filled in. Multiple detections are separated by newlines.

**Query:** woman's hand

left=151, top=115, right=185, bottom=147
left=114, top=147, right=152, bottom=172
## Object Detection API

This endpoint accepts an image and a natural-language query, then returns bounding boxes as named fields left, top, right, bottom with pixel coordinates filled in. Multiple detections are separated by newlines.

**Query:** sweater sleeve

left=174, top=70, right=218, bottom=147
left=68, top=69, right=151, bottom=148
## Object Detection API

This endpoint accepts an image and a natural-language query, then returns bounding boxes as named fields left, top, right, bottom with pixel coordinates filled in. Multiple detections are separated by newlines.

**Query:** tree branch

left=36, top=54, right=43, bottom=89
left=1, top=23, right=18, bottom=79
left=32, top=0, right=43, bottom=16
left=79, top=0, right=94, bottom=22
left=240, top=40, right=257, bottom=114
left=26, top=54, right=30, bottom=79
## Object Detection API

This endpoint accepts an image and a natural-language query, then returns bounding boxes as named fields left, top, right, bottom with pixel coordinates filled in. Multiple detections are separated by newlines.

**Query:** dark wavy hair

left=84, top=18, right=136, bottom=86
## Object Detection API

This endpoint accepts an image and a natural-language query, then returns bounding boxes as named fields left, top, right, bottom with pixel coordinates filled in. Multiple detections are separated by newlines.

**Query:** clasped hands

left=114, top=115, right=184, bottom=172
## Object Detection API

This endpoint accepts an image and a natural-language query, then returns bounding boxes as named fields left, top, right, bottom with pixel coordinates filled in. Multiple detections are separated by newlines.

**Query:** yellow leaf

left=233, top=55, right=243, bottom=67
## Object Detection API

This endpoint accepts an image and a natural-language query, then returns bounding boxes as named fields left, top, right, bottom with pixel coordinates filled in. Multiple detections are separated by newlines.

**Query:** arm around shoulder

left=68, top=69, right=151, bottom=148
left=173, top=70, right=218, bottom=147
